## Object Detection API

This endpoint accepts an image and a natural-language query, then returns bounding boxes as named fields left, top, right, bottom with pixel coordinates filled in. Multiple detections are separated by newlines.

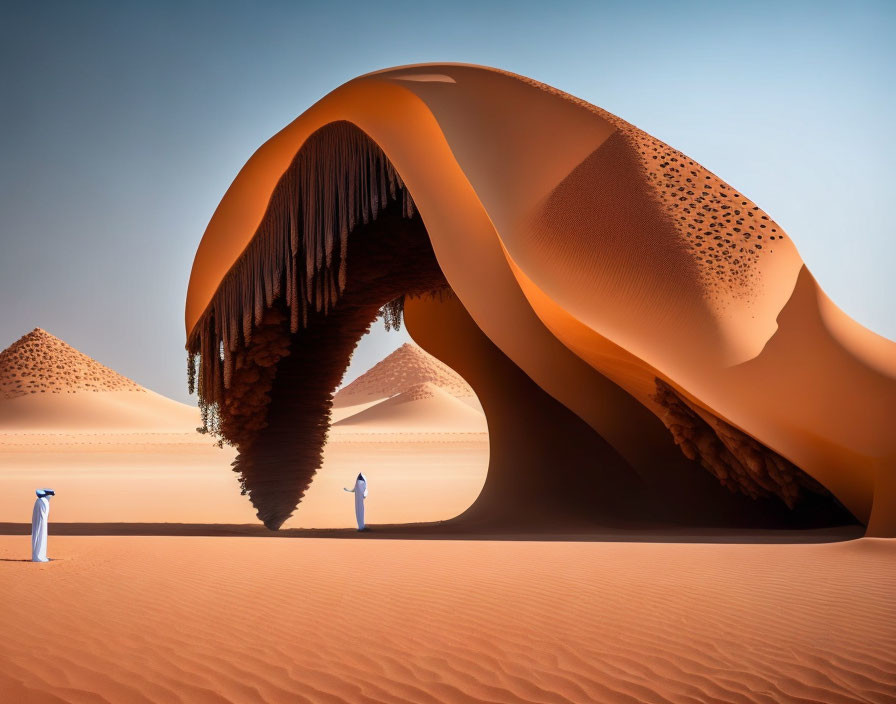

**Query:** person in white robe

left=343, top=473, right=368, bottom=530
left=31, top=488, right=55, bottom=562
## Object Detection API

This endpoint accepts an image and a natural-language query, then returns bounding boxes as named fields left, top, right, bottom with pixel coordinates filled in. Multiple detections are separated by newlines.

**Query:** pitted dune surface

left=334, top=342, right=475, bottom=407
left=0, top=328, right=198, bottom=431
left=514, top=70, right=790, bottom=305
left=0, top=328, right=142, bottom=398
left=185, top=63, right=896, bottom=534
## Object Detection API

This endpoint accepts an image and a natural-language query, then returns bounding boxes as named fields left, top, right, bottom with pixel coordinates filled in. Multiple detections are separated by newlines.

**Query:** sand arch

left=186, top=64, right=895, bottom=535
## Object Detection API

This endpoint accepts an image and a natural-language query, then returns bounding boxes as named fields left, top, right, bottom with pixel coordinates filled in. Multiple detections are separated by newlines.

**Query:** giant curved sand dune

left=185, top=64, right=896, bottom=534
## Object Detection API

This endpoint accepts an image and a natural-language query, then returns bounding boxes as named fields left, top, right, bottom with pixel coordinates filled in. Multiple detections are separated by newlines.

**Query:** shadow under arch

left=187, top=120, right=856, bottom=533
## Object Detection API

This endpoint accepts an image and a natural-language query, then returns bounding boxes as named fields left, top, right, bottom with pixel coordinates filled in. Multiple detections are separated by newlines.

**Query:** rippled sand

left=1, top=536, right=893, bottom=703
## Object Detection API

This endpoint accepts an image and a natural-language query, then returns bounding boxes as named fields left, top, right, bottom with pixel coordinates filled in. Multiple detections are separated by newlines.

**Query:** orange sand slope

left=0, top=328, right=141, bottom=397
left=185, top=63, right=896, bottom=535
left=1, top=536, right=894, bottom=703
left=0, top=329, right=199, bottom=431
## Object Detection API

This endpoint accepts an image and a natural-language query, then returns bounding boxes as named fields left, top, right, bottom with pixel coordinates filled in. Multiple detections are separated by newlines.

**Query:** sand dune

left=334, top=382, right=486, bottom=433
left=0, top=328, right=200, bottom=431
left=332, top=342, right=482, bottom=424
left=1, top=536, right=893, bottom=703
left=0, top=328, right=142, bottom=398
left=335, top=342, right=475, bottom=408
left=184, top=63, right=896, bottom=534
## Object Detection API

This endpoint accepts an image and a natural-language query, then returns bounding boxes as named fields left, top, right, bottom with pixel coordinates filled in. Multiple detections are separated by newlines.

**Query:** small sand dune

left=334, top=343, right=476, bottom=408
left=0, top=328, right=200, bottom=431
left=0, top=536, right=893, bottom=703
left=0, top=328, right=142, bottom=398
left=334, top=382, right=486, bottom=433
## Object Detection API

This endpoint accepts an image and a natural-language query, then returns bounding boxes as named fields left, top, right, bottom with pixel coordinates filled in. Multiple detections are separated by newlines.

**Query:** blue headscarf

left=35, top=488, right=55, bottom=498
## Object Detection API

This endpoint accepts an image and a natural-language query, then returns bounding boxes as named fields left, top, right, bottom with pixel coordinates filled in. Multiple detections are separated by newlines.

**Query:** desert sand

left=3, top=62, right=895, bottom=704
left=1, top=536, right=894, bottom=703
left=0, top=332, right=892, bottom=703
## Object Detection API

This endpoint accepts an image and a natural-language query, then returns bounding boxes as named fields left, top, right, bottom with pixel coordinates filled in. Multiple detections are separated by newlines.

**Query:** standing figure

left=343, top=473, right=368, bottom=531
left=31, top=488, right=55, bottom=562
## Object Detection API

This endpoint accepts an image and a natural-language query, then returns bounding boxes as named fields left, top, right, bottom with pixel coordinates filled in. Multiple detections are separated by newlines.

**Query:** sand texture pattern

left=0, top=328, right=142, bottom=398
left=0, top=329, right=200, bottom=431
left=334, top=343, right=475, bottom=406
left=1, top=536, right=894, bottom=703
left=185, top=63, right=896, bottom=535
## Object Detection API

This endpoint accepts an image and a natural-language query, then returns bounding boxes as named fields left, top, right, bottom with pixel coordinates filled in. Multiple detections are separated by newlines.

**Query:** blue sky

left=1, top=0, right=893, bottom=402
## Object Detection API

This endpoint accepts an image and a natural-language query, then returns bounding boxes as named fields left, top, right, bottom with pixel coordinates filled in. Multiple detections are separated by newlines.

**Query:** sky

left=1, top=0, right=894, bottom=404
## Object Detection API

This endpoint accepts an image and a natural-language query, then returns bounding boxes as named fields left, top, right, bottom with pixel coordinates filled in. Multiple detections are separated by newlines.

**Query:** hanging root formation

left=187, top=120, right=417, bottom=439
left=380, top=297, right=405, bottom=331
left=652, top=378, right=831, bottom=508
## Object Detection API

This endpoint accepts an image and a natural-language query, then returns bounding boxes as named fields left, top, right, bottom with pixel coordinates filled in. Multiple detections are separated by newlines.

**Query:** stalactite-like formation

left=187, top=121, right=417, bottom=439
left=195, top=194, right=448, bottom=528
left=379, top=297, right=404, bottom=331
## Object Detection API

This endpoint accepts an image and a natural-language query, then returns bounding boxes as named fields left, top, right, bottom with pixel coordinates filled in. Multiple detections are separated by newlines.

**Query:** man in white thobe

left=31, top=488, right=55, bottom=562
left=343, top=473, right=368, bottom=531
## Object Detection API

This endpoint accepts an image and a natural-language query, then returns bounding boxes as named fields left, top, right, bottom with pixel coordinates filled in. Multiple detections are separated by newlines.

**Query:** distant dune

left=334, top=381, right=486, bottom=432
left=332, top=342, right=484, bottom=431
left=0, top=328, right=198, bottom=431
left=334, top=342, right=478, bottom=407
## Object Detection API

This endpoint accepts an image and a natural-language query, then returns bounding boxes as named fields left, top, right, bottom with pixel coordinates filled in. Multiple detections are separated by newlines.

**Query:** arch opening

left=226, top=204, right=448, bottom=528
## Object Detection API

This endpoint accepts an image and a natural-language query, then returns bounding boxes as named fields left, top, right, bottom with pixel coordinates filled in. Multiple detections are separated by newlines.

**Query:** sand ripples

left=1, top=537, right=894, bottom=703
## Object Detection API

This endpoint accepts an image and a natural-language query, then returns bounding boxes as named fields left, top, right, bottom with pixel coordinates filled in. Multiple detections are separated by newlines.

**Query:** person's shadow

left=0, top=558, right=33, bottom=562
